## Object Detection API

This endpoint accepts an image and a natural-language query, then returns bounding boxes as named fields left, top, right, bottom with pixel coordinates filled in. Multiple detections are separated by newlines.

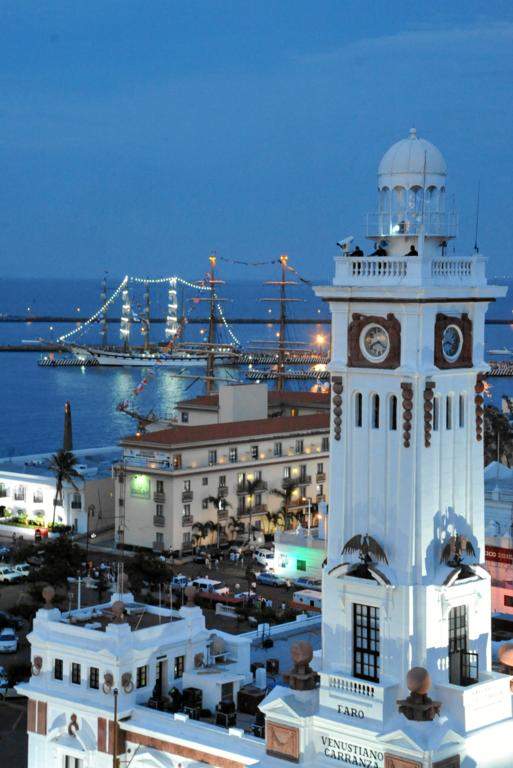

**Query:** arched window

left=446, top=396, right=452, bottom=430
left=372, top=394, right=380, bottom=429
left=389, top=395, right=397, bottom=431
left=433, top=397, right=439, bottom=431
left=459, top=394, right=465, bottom=428
left=355, top=393, right=363, bottom=428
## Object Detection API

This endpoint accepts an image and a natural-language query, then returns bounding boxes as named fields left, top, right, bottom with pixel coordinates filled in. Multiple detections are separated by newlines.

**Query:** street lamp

left=86, top=504, right=95, bottom=568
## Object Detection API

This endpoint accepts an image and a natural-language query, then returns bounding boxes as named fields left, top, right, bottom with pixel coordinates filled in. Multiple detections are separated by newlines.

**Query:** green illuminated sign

left=130, top=474, right=150, bottom=499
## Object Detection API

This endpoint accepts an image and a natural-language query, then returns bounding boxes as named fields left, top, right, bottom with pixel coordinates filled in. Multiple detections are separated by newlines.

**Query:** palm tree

left=192, top=521, right=214, bottom=546
left=48, top=450, right=83, bottom=529
left=264, top=510, right=282, bottom=534
left=244, top=477, right=266, bottom=544
left=204, top=495, right=232, bottom=517
left=227, top=515, right=244, bottom=541
left=270, top=480, right=300, bottom=530
left=212, top=522, right=226, bottom=549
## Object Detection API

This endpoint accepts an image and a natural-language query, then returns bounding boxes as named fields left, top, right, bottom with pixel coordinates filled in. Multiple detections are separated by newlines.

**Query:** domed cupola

left=370, top=128, right=455, bottom=240
left=378, top=128, right=447, bottom=190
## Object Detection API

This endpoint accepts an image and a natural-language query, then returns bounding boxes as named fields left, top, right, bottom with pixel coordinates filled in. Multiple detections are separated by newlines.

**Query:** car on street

left=13, top=563, right=31, bottom=580
left=0, top=546, right=11, bottom=560
left=292, top=576, right=322, bottom=590
left=0, top=628, right=18, bottom=653
left=190, top=577, right=229, bottom=594
left=253, top=547, right=275, bottom=567
left=0, top=611, right=25, bottom=630
left=255, top=572, right=290, bottom=588
left=192, top=549, right=209, bottom=563
left=0, top=565, right=21, bottom=584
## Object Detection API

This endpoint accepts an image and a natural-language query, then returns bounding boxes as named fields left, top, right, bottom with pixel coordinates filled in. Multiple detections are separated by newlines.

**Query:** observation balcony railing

left=334, top=254, right=487, bottom=288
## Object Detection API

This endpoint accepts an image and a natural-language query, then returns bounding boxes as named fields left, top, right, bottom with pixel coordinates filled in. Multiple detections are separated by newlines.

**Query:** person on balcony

left=370, top=242, right=388, bottom=256
left=350, top=245, right=364, bottom=257
left=404, top=245, right=418, bottom=256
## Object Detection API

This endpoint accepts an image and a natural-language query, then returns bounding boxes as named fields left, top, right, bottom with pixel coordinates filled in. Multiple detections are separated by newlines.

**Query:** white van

left=190, top=577, right=229, bottom=595
left=292, top=588, right=322, bottom=612
left=254, top=547, right=275, bottom=568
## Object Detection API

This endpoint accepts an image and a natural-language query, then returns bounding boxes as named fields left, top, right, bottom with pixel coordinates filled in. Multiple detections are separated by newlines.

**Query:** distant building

left=484, top=461, right=513, bottom=616
left=272, top=513, right=327, bottom=582
left=117, top=384, right=330, bottom=555
left=0, top=447, right=119, bottom=535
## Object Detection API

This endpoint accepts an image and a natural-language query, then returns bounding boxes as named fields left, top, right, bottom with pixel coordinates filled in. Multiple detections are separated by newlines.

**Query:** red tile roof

left=177, top=390, right=330, bottom=410
left=122, top=412, right=329, bottom=448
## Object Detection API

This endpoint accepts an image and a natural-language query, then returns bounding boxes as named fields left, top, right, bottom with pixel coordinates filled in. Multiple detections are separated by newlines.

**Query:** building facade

left=258, top=130, right=513, bottom=767
left=484, top=461, right=513, bottom=616
left=117, top=385, right=329, bottom=554
left=0, top=447, right=118, bottom=535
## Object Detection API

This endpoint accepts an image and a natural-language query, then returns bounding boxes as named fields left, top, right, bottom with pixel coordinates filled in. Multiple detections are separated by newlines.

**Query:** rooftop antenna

left=473, top=180, right=481, bottom=253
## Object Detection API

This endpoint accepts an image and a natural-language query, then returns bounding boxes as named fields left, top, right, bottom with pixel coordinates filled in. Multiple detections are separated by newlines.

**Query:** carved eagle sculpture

left=440, top=534, right=476, bottom=567
left=342, top=534, right=388, bottom=565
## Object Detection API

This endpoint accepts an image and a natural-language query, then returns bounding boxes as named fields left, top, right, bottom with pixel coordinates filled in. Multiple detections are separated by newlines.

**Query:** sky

left=0, top=1, right=512, bottom=281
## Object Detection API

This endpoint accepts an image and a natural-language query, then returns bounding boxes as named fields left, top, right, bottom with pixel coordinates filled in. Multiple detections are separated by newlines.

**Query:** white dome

left=378, top=128, right=447, bottom=188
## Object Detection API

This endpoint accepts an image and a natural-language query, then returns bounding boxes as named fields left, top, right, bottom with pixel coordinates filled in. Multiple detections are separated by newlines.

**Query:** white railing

left=328, top=673, right=377, bottom=698
left=350, top=258, right=408, bottom=280
left=431, top=258, right=473, bottom=279
left=334, top=254, right=486, bottom=288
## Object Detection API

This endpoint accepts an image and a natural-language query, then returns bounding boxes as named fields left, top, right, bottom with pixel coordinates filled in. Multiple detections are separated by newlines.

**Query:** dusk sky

left=1, top=1, right=513, bottom=280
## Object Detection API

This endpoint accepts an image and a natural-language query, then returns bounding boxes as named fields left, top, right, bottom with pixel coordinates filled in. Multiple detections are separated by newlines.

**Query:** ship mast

left=141, top=282, right=151, bottom=350
left=261, top=254, right=300, bottom=390
left=100, top=274, right=108, bottom=346
left=205, top=253, right=218, bottom=394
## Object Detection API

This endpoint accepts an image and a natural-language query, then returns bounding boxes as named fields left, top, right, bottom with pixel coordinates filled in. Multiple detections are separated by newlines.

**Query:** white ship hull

left=70, top=345, right=218, bottom=368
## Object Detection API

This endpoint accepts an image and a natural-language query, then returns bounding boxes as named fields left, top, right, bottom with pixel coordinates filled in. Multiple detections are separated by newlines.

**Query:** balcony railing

left=217, top=509, right=228, bottom=519
left=237, top=504, right=267, bottom=518
left=282, top=476, right=310, bottom=489
left=236, top=479, right=268, bottom=495
left=153, top=515, right=165, bottom=527
left=218, top=485, right=228, bottom=498
left=124, top=456, right=172, bottom=470
left=153, top=491, right=166, bottom=503
left=316, top=472, right=326, bottom=482
left=182, top=515, right=193, bottom=526
left=182, top=491, right=193, bottom=503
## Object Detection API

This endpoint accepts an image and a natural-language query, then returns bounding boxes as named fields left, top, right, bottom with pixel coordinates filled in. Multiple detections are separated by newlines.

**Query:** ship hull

left=70, top=345, right=215, bottom=368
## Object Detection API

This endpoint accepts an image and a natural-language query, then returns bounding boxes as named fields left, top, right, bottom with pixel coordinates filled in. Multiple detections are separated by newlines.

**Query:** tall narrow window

left=372, top=394, right=380, bottom=429
left=389, top=395, right=397, bottom=431
left=433, top=397, right=439, bottom=431
left=355, top=393, right=363, bottom=428
left=459, top=394, right=465, bottom=428
left=446, top=396, right=452, bottom=430
left=448, top=605, right=478, bottom=686
left=71, top=663, right=81, bottom=685
left=353, top=604, right=380, bottom=682
left=54, top=658, right=63, bottom=680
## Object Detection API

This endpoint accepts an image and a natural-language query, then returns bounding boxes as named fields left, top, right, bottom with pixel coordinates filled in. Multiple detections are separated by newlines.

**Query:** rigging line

left=217, top=256, right=280, bottom=267
left=57, top=276, right=129, bottom=342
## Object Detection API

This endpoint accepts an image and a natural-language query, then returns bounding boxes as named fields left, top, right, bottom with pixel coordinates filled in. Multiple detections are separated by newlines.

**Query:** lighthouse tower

left=260, top=131, right=513, bottom=768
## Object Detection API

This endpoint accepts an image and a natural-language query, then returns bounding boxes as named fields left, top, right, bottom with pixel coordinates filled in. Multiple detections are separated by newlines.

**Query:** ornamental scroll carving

left=348, top=313, right=401, bottom=369
left=401, top=383, right=413, bottom=448
left=475, top=374, right=485, bottom=441
left=332, top=376, right=343, bottom=441
left=423, top=381, right=436, bottom=447
left=266, top=722, right=300, bottom=763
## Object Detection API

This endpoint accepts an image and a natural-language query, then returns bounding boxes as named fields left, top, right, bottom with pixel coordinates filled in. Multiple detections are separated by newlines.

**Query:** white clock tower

left=260, top=131, right=513, bottom=768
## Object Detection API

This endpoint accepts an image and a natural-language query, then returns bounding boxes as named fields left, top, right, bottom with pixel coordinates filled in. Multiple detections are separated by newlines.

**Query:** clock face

left=360, top=324, right=390, bottom=363
left=442, top=324, right=463, bottom=362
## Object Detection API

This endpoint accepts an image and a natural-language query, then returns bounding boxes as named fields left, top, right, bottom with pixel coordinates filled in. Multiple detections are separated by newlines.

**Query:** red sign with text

left=486, top=545, right=513, bottom=565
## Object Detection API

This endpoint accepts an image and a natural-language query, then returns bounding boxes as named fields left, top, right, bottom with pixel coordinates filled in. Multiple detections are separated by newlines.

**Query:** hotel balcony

left=124, top=456, right=172, bottom=471
left=236, top=479, right=268, bottom=495
left=218, top=485, right=228, bottom=498
left=282, top=476, right=311, bottom=489
left=319, top=671, right=399, bottom=724
left=435, top=671, right=513, bottom=733
left=182, top=490, right=193, bottom=503
left=153, top=491, right=166, bottom=503
left=182, top=515, right=194, bottom=527
left=316, top=472, right=326, bottom=482
left=217, top=509, right=228, bottom=519
left=153, top=515, right=165, bottom=527
left=237, top=504, right=267, bottom=518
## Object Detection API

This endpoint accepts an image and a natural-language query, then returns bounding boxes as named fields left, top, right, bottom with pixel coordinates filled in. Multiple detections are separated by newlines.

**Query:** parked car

left=292, top=576, right=322, bottom=590
left=0, top=611, right=25, bottom=630
left=254, top=547, right=275, bottom=567
left=255, top=572, right=290, bottom=588
left=192, top=549, right=208, bottom=563
left=0, top=665, right=8, bottom=693
left=0, top=546, right=11, bottom=560
left=0, top=566, right=20, bottom=584
left=190, top=577, right=228, bottom=594
left=0, top=628, right=18, bottom=653
left=13, top=563, right=31, bottom=580
left=170, top=574, right=189, bottom=591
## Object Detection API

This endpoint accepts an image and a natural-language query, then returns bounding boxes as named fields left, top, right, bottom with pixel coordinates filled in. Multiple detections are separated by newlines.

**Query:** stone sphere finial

left=111, top=600, right=125, bottom=623
left=406, top=667, right=431, bottom=696
left=184, top=585, right=197, bottom=607
left=42, top=585, right=55, bottom=608
left=290, top=641, right=313, bottom=666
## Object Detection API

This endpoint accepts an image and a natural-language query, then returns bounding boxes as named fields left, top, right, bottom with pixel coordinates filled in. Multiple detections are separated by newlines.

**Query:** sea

left=0, top=276, right=512, bottom=457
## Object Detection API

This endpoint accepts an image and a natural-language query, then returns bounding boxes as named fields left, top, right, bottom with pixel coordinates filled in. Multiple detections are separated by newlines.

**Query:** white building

left=19, top=130, right=513, bottom=768
left=484, top=461, right=513, bottom=616
left=0, top=447, right=119, bottom=535
left=117, top=384, right=330, bottom=555
left=258, top=130, right=513, bottom=768
left=272, top=525, right=326, bottom=582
